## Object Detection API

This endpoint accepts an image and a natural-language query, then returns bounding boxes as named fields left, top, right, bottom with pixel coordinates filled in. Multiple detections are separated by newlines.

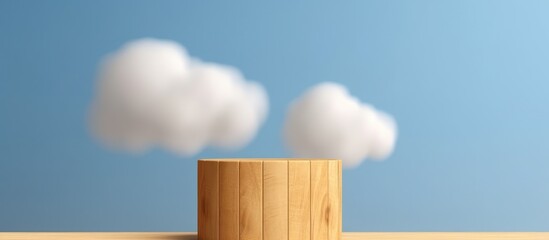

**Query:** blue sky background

left=1, top=0, right=549, bottom=231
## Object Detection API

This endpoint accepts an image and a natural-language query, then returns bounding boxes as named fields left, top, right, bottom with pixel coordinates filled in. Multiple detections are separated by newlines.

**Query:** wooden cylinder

left=198, top=159, right=342, bottom=240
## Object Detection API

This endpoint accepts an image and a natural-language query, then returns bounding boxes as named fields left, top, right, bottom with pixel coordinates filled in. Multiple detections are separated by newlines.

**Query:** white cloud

left=89, top=39, right=268, bottom=155
left=284, top=82, right=397, bottom=168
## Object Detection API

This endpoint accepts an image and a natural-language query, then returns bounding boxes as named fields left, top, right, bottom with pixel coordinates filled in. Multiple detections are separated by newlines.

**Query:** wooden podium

left=198, top=159, right=342, bottom=240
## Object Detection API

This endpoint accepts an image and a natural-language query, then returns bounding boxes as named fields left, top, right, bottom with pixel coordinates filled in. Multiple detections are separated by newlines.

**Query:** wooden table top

left=1, top=232, right=548, bottom=240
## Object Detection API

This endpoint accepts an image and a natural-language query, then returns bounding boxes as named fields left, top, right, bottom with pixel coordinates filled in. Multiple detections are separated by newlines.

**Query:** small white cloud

left=89, top=38, right=268, bottom=155
left=284, top=82, right=397, bottom=168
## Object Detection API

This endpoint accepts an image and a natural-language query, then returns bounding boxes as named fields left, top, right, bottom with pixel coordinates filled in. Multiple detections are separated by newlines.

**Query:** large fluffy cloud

left=89, top=39, right=268, bottom=155
left=284, top=82, right=397, bottom=168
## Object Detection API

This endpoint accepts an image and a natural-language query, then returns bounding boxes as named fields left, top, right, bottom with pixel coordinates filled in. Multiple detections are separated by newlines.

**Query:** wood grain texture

left=0, top=233, right=197, bottom=240
left=198, top=159, right=341, bottom=240
left=3, top=232, right=549, bottom=240
left=263, top=160, right=288, bottom=240
left=338, top=160, right=342, bottom=239
left=311, top=160, right=329, bottom=240
left=239, top=161, right=263, bottom=240
left=197, top=161, right=204, bottom=240
left=288, top=160, right=311, bottom=240
left=198, top=161, right=218, bottom=240
left=328, top=160, right=341, bottom=240
left=343, top=232, right=549, bottom=240
left=218, top=161, right=239, bottom=240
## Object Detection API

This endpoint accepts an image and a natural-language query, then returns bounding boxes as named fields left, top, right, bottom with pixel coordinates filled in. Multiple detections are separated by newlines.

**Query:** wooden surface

left=219, top=161, right=239, bottom=240
left=2, top=232, right=549, bottom=240
left=238, top=161, right=262, bottom=240
left=198, top=159, right=341, bottom=240
left=263, top=160, right=288, bottom=240
left=197, top=161, right=218, bottom=240
left=311, top=160, right=329, bottom=240
left=288, top=160, right=310, bottom=240
left=328, top=160, right=341, bottom=240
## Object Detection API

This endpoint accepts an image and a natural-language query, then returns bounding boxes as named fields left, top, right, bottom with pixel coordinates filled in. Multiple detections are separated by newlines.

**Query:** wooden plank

left=328, top=160, right=341, bottom=240
left=0, top=233, right=197, bottom=240
left=343, top=232, right=549, bottom=240
left=198, top=160, right=219, bottom=240
left=311, top=160, right=328, bottom=240
left=338, top=160, right=343, bottom=236
left=6, top=232, right=549, bottom=240
left=239, top=161, right=263, bottom=240
left=288, top=160, right=311, bottom=240
left=219, top=161, right=239, bottom=240
left=198, top=161, right=204, bottom=240
left=263, top=160, right=289, bottom=240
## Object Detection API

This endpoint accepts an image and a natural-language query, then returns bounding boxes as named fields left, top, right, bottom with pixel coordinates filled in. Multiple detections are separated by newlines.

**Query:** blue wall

left=1, top=0, right=549, bottom=231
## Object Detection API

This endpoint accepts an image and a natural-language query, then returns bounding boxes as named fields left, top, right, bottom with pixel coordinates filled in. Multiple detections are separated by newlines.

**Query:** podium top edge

left=198, top=158, right=341, bottom=162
